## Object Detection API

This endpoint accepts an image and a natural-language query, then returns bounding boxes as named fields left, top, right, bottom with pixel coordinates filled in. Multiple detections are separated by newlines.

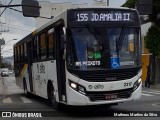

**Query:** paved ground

left=142, top=82, right=160, bottom=90
left=0, top=76, right=160, bottom=120
left=0, top=77, right=6, bottom=100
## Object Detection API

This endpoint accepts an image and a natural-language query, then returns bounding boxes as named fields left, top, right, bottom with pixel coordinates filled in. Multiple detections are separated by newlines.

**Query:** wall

left=35, top=2, right=88, bottom=28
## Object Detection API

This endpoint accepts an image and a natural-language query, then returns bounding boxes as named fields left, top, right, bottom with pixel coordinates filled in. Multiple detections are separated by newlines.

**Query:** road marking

left=3, top=97, right=12, bottom=103
left=142, top=91, right=160, bottom=95
left=20, top=97, right=33, bottom=103
left=152, top=103, right=160, bottom=108
left=141, top=93, right=154, bottom=96
left=147, top=90, right=160, bottom=93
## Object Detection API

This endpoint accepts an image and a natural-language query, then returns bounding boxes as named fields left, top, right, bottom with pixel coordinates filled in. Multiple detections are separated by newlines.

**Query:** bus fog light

left=78, top=86, right=86, bottom=95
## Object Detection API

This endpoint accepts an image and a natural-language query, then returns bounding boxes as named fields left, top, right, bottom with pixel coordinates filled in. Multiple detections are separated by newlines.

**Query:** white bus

left=14, top=7, right=142, bottom=109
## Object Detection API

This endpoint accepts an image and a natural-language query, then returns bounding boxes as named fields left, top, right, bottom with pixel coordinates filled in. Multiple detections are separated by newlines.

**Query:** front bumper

left=67, top=83, right=142, bottom=106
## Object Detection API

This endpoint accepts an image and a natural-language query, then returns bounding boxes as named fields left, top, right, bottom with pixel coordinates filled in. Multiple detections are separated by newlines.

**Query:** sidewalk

left=150, top=83, right=160, bottom=90
left=0, top=77, right=6, bottom=99
left=142, top=82, right=160, bottom=90
left=0, top=77, right=3, bottom=94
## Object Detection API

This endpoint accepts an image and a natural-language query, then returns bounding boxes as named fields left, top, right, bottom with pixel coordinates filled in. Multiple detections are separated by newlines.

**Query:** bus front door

left=27, top=41, right=34, bottom=92
left=56, top=26, right=66, bottom=102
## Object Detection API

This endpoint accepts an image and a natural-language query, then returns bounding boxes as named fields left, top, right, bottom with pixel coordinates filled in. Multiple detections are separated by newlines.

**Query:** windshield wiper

left=85, top=23, right=103, bottom=48
left=86, top=23, right=98, bottom=39
left=116, top=25, right=127, bottom=56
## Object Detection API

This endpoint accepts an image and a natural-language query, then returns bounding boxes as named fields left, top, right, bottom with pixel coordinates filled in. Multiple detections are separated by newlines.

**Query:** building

left=35, top=0, right=110, bottom=28
left=93, top=0, right=108, bottom=6
left=35, top=1, right=88, bottom=28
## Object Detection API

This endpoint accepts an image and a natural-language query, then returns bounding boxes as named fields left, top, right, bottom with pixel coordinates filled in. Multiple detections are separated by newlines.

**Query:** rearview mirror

left=22, top=0, right=40, bottom=17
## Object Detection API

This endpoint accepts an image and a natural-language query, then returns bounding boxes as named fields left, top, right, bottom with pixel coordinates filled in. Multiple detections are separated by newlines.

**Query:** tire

left=49, top=85, right=60, bottom=110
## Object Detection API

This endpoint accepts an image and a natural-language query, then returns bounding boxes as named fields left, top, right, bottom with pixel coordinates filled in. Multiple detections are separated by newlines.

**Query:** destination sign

left=77, top=13, right=130, bottom=22
left=71, top=10, right=136, bottom=22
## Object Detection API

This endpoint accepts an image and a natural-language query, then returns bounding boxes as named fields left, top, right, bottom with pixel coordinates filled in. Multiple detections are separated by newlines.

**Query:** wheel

left=49, top=85, right=60, bottom=110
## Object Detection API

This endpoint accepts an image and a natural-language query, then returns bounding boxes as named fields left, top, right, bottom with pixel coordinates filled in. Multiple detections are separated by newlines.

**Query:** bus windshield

left=67, top=27, right=141, bottom=70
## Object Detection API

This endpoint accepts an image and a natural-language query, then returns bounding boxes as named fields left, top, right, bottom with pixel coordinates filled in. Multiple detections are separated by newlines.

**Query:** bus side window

left=33, top=37, right=38, bottom=61
left=17, top=46, right=20, bottom=62
left=14, top=47, right=17, bottom=63
left=40, top=33, right=47, bottom=60
left=21, top=44, right=24, bottom=62
left=47, top=28, right=55, bottom=59
left=24, top=43, right=27, bottom=61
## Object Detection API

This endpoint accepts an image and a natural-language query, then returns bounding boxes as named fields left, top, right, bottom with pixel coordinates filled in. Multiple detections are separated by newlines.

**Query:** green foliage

left=122, top=0, right=137, bottom=8
left=145, top=26, right=160, bottom=56
left=122, top=0, right=160, bottom=26
left=149, top=0, right=160, bottom=26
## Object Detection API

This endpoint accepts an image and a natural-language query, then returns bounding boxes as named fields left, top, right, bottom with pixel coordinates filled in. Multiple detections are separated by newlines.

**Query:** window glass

left=47, top=28, right=56, bottom=59
left=48, top=34, right=54, bottom=58
left=40, top=33, right=46, bottom=60
left=67, top=27, right=141, bottom=70
left=14, top=47, right=17, bottom=62
left=24, top=43, right=27, bottom=61
left=33, top=37, right=38, bottom=60
left=17, top=46, right=20, bottom=62
left=21, top=44, right=24, bottom=61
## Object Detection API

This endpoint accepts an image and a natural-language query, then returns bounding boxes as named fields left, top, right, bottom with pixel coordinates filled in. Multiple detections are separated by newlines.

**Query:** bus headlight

left=133, top=78, right=141, bottom=91
left=70, top=82, right=77, bottom=89
left=69, top=80, right=86, bottom=95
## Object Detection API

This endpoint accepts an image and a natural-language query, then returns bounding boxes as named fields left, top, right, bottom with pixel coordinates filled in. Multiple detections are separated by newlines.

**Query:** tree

left=122, top=0, right=136, bottom=8
left=145, top=26, right=160, bottom=57
left=122, top=0, right=160, bottom=26
left=122, top=0, right=160, bottom=83
left=145, top=26, right=160, bottom=83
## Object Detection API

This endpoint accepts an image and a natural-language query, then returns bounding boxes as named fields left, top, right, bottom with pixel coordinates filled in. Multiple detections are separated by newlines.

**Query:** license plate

left=105, top=94, right=117, bottom=100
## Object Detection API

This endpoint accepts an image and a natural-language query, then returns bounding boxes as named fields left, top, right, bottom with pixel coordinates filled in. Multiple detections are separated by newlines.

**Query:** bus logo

left=94, top=84, right=104, bottom=89
left=88, top=85, right=104, bottom=89
left=88, top=85, right=93, bottom=89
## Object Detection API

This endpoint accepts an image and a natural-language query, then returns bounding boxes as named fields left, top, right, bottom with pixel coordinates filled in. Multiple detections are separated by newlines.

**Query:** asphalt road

left=0, top=75, right=160, bottom=120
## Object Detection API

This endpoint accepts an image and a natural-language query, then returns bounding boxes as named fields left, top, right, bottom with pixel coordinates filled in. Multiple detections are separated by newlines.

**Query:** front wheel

left=49, top=85, right=60, bottom=110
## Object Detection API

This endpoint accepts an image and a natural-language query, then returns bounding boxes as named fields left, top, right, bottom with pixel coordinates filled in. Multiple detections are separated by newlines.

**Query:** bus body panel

left=78, top=77, right=138, bottom=91
left=66, top=70, right=142, bottom=105
left=67, top=80, right=142, bottom=106
left=32, top=60, right=58, bottom=100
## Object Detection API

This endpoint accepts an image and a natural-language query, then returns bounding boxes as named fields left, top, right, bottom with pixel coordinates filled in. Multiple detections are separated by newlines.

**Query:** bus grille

left=81, top=71, right=135, bottom=81
left=87, top=88, right=133, bottom=101
left=68, top=66, right=141, bottom=82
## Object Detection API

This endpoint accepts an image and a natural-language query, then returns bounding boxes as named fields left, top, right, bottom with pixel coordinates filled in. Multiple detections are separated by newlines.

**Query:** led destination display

left=70, top=9, right=137, bottom=22
left=76, top=13, right=130, bottom=22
